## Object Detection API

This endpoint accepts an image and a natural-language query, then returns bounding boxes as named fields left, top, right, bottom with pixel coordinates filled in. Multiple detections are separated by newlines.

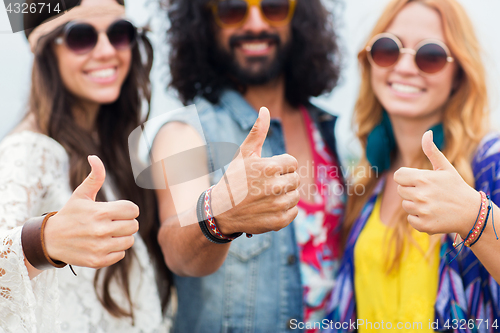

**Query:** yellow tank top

left=354, top=195, right=440, bottom=332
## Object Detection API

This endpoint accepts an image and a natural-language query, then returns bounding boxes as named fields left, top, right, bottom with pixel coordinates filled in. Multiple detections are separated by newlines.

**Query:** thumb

left=73, top=155, right=106, bottom=201
left=422, top=130, right=452, bottom=171
left=240, top=107, right=271, bottom=158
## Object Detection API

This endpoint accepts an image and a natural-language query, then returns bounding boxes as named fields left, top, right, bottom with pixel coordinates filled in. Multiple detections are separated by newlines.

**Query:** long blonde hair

left=345, top=0, right=489, bottom=271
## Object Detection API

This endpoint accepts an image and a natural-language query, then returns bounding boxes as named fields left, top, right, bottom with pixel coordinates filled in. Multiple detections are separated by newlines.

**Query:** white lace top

left=0, top=131, right=171, bottom=333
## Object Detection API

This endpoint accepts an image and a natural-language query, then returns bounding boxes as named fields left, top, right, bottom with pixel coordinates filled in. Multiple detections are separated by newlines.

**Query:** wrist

left=215, top=216, right=235, bottom=236
left=459, top=190, right=483, bottom=239
left=196, top=189, right=232, bottom=244
left=43, top=214, right=63, bottom=263
left=205, top=186, right=242, bottom=240
left=210, top=183, right=238, bottom=235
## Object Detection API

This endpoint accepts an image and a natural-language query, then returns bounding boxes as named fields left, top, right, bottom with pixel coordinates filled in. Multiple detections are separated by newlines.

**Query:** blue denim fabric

left=166, top=90, right=340, bottom=333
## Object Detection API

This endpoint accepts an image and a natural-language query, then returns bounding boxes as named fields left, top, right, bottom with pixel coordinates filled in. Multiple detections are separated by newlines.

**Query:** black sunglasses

left=55, top=19, right=138, bottom=54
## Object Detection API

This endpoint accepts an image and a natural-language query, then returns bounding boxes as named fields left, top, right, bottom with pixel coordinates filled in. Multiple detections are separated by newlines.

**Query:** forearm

left=158, top=206, right=231, bottom=277
left=0, top=227, right=57, bottom=331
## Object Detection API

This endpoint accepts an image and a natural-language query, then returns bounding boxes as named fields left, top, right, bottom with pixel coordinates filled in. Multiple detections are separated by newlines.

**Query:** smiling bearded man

left=156, top=0, right=345, bottom=332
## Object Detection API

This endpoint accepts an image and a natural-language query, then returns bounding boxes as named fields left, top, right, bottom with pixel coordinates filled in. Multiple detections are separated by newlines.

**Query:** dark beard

left=212, top=32, right=291, bottom=86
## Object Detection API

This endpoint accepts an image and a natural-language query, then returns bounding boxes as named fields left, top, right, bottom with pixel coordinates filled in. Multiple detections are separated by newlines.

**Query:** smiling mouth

left=390, top=82, right=423, bottom=94
left=86, top=67, right=117, bottom=79
left=240, top=42, right=271, bottom=52
left=233, top=38, right=277, bottom=56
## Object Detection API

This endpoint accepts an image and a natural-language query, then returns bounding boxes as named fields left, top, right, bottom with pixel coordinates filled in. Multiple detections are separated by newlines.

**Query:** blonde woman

left=325, top=0, right=500, bottom=332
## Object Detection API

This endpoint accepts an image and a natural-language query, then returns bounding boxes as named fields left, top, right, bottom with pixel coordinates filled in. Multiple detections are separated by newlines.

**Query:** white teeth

left=241, top=42, right=268, bottom=52
left=88, top=68, right=116, bottom=79
left=391, top=83, right=421, bottom=94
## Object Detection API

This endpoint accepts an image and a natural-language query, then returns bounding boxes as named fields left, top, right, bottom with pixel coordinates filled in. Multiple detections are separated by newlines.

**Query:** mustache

left=229, top=33, right=281, bottom=49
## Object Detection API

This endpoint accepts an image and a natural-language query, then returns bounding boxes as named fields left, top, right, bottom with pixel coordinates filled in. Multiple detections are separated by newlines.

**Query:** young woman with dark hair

left=0, top=0, right=172, bottom=331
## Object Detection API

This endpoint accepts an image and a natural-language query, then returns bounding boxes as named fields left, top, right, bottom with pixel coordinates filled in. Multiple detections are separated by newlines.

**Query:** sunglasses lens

left=108, top=20, right=136, bottom=50
left=415, top=43, right=448, bottom=74
left=216, top=0, right=248, bottom=25
left=66, top=23, right=97, bottom=54
left=261, top=0, right=290, bottom=22
left=370, top=37, right=400, bottom=67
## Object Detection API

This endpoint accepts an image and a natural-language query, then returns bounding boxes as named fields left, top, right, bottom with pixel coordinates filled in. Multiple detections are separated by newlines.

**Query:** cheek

left=278, top=27, right=291, bottom=45
left=217, top=29, right=233, bottom=51
left=370, top=67, right=388, bottom=101
left=120, top=50, right=132, bottom=80
left=426, top=69, right=455, bottom=107
left=55, top=47, right=85, bottom=95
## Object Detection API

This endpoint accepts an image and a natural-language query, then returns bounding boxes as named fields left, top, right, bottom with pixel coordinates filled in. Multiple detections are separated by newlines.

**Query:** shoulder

left=471, top=132, right=500, bottom=196
left=305, top=101, right=338, bottom=123
left=152, top=119, right=206, bottom=166
left=147, top=102, right=215, bottom=147
left=167, top=96, right=225, bottom=126
left=471, top=132, right=500, bottom=179
left=473, top=132, right=500, bottom=163
left=1, top=130, right=66, bottom=152
left=0, top=131, right=69, bottom=178
left=0, top=131, right=67, bottom=158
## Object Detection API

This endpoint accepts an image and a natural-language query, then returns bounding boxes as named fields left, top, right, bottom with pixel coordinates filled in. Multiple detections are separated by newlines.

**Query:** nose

left=393, top=52, right=419, bottom=76
left=91, top=32, right=116, bottom=59
left=240, top=5, right=270, bottom=33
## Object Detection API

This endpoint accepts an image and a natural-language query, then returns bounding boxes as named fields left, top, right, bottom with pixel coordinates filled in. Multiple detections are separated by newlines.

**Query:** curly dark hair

left=165, top=0, right=341, bottom=106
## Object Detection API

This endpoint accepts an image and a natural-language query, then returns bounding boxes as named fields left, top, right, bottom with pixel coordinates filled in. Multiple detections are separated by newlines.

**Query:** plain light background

left=1, top=0, right=499, bottom=164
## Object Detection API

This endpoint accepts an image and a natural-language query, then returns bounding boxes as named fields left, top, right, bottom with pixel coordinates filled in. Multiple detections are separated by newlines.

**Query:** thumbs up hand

left=43, top=155, right=140, bottom=269
left=394, top=130, right=480, bottom=238
left=210, top=107, right=301, bottom=236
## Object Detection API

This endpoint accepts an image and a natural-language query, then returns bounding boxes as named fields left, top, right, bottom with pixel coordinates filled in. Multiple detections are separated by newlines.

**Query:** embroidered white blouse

left=0, top=131, right=170, bottom=333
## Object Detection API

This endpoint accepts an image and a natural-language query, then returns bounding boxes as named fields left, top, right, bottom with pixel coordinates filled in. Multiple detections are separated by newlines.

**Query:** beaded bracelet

left=467, top=194, right=499, bottom=247
left=448, top=191, right=499, bottom=262
left=464, top=191, right=488, bottom=247
left=469, top=200, right=490, bottom=247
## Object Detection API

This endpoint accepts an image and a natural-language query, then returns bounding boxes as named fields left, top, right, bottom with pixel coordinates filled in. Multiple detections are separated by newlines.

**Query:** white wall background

left=1, top=0, right=499, bottom=164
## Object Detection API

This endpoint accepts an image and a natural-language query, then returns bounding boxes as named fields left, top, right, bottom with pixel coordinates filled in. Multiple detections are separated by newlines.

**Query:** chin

left=92, top=91, right=121, bottom=105
left=385, top=106, right=440, bottom=121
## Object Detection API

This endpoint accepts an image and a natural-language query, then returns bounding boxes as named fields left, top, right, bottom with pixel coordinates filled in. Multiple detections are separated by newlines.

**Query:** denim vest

left=168, top=90, right=340, bottom=333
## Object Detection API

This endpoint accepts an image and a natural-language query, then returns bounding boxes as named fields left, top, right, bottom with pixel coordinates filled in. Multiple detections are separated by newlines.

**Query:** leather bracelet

left=21, top=212, right=67, bottom=270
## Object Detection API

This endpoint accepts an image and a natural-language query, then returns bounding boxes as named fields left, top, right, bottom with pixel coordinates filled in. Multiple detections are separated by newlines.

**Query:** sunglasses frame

left=55, top=19, right=140, bottom=55
left=365, top=32, right=455, bottom=75
left=209, top=0, right=297, bottom=29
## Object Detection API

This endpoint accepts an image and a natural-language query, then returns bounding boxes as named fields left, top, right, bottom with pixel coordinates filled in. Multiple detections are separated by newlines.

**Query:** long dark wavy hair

left=24, top=0, right=172, bottom=320
left=165, top=0, right=342, bottom=106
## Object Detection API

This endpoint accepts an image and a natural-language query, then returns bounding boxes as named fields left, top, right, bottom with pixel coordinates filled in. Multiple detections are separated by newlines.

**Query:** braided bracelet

left=197, top=190, right=232, bottom=244
left=204, top=186, right=243, bottom=241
